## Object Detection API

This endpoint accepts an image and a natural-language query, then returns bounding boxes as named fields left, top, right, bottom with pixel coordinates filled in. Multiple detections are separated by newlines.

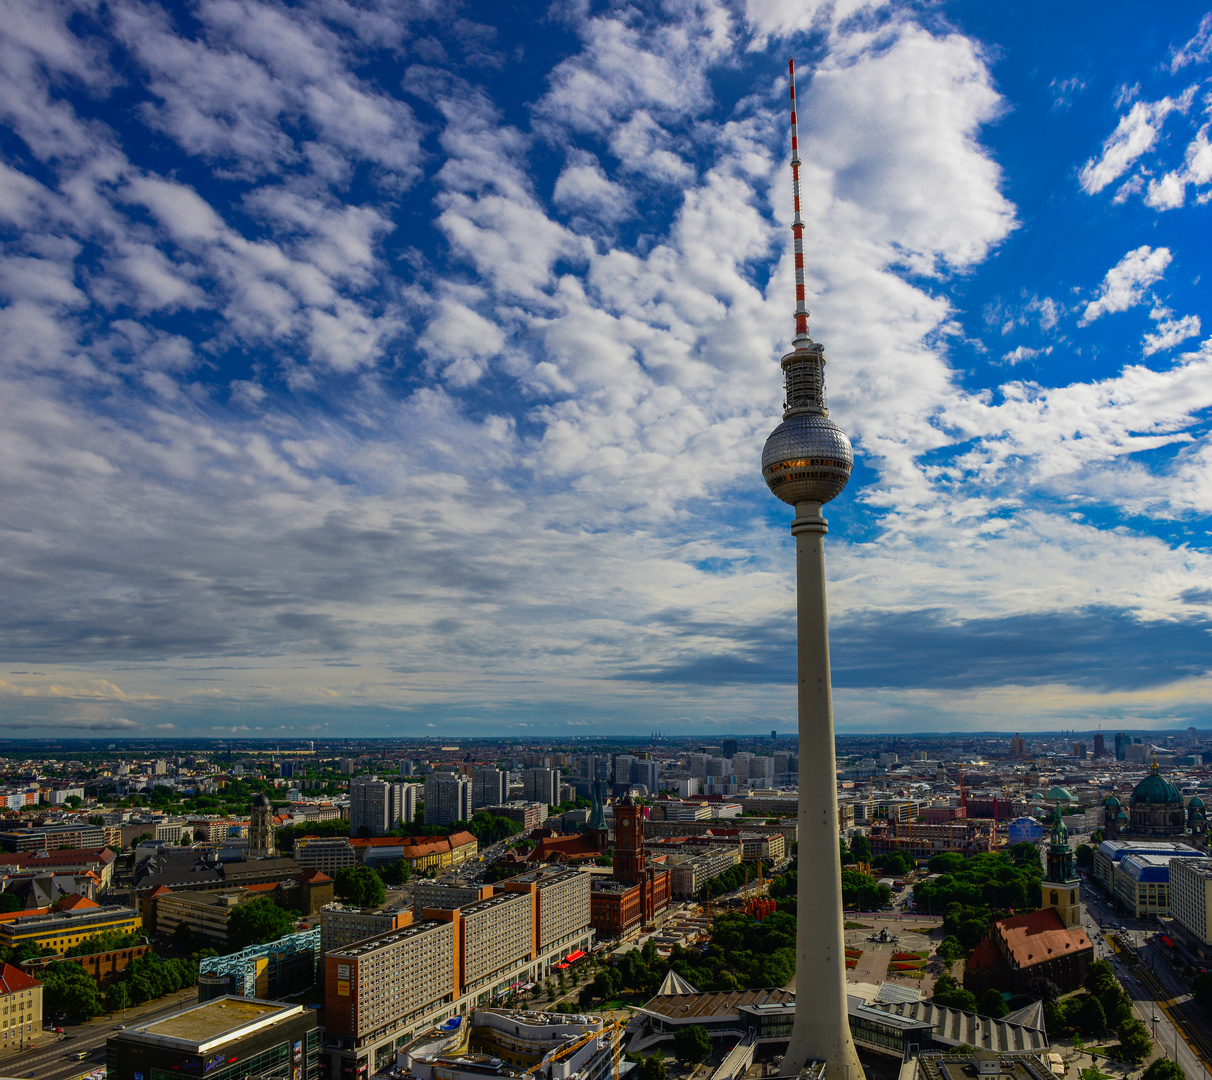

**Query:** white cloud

left=1143, top=312, right=1201, bottom=356
left=553, top=153, right=635, bottom=224
left=1079, top=245, right=1171, bottom=325
left=1079, top=95, right=1188, bottom=194
left=1171, top=13, right=1212, bottom=72
left=1002, top=345, right=1053, bottom=365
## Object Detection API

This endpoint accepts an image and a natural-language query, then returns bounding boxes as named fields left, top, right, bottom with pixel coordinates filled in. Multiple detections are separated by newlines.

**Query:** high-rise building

left=757, top=58, right=861, bottom=1080
left=1093, top=733, right=1106, bottom=759
left=424, top=774, right=472, bottom=826
left=1115, top=732, right=1130, bottom=761
left=521, top=768, right=560, bottom=808
left=349, top=778, right=408, bottom=837
left=612, top=756, right=635, bottom=787
left=722, top=738, right=738, bottom=758
left=632, top=760, right=658, bottom=794
left=472, top=768, right=506, bottom=810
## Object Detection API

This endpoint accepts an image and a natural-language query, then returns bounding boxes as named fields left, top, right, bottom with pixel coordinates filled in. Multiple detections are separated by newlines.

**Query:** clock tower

left=613, top=793, right=644, bottom=884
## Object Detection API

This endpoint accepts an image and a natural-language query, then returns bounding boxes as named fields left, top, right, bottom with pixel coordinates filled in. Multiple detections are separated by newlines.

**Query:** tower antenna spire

left=788, top=58, right=809, bottom=347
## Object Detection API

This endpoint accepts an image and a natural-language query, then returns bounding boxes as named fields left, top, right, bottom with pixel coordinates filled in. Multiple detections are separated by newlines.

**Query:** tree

left=1141, top=1060, right=1186, bottom=1080
left=978, top=989, right=1008, bottom=1018
left=1077, top=994, right=1109, bottom=1040
left=40, top=962, right=104, bottom=1023
left=226, top=898, right=298, bottom=951
left=932, top=974, right=979, bottom=1012
left=334, top=865, right=386, bottom=908
left=179, top=831, right=192, bottom=845
left=1075, top=844, right=1095, bottom=869
left=849, top=834, right=872, bottom=864
left=0, top=893, right=21, bottom=914
left=64, top=795, right=83, bottom=808
left=1024, top=976, right=1060, bottom=1004
left=637, top=1056, right=668, bottom=1080
left=1116, top=1018, right=1152, bottom=1065
left=936, top=936, right=964, bottom=966
left=673, top=1024, right=712, bottom=1067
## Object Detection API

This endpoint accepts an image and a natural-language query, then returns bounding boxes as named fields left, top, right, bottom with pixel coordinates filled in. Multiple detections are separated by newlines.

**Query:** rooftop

left=134, top=996, right=298, bottom=1049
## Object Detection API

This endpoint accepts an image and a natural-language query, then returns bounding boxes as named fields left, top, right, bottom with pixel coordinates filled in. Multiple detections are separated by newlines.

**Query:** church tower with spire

left=1041, top=800, right=1081, bottom=928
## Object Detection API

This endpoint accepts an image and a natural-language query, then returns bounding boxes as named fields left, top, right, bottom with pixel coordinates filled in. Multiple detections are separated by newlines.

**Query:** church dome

left=1046, top=786, right=1072, bottom=803
left=252, top=793, right=272, bottom=808
left=1104, top=795, right=1120, bottom=808
left=1131, top=764, right=1182, bottom=806
left=1116, top=811, right=1128, bottom=821
left=1189, top=795, right=1205, bottom=808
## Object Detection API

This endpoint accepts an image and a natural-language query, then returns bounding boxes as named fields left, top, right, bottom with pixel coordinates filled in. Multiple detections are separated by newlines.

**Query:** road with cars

left=1080, top=871, right=1212, bottom=1080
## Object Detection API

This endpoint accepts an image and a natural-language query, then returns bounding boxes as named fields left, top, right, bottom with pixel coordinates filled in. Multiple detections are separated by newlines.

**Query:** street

left=0, top=986, right=197, bottom=1080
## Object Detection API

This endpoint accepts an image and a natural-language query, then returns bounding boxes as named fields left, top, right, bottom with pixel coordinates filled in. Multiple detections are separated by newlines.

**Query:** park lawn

left=844, top=921, right=872, bottom=929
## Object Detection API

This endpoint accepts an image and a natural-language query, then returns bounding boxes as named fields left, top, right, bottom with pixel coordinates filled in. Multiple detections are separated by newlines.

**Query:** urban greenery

left=673, top=1024, right=712, bottom=1066
left=334, top=865, right=387, bottom=908
left=65, top=928, right=144, bottom=957
left=226, top=898, right=300, bottom=950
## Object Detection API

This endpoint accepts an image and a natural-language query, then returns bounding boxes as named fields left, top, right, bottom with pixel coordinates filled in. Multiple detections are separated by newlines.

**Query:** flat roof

left=328, top=918, right=452, bottom=958
left=134, top=997, right=298, bottom=1049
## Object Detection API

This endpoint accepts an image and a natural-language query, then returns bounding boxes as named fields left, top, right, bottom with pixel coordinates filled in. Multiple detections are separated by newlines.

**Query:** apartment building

left=412, top=882, right=492, bottom=915
left=0, top=963, right=41, bottom=1050
left=472, top=769, right=507, bottom=810
left=448, top=891, right=534, bottom=995
left=424, top=775, right=472, bottom=827
left=521, top=769, right=560, bottom=808
left=502, top=868, right=592, bottom=956
left=320, top=904, right=413, bottom=955
left=669, top=848, right=742, bottom=898
left=350, top=778, right=411, bottom=837
left=325, top=920, right=458, bottom=1050
left=484, top=803, right=546, bottom=832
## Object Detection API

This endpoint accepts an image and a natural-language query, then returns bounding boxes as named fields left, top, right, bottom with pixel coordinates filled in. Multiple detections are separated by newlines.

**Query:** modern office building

left=106, top=996, right=319, bottom=1080
left=1168, top=857, right=1212, bottom=956
left=294, top=835, right=358, bottom=874
left=0, top=896, right=141, bottom=955
left=425, top=774, right=473, bottom=827
left=0, top=822, right=105, bottom=852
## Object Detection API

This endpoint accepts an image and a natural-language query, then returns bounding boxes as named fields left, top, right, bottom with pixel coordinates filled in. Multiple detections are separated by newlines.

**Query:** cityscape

left=3, top=5, right=1212, bottom=1080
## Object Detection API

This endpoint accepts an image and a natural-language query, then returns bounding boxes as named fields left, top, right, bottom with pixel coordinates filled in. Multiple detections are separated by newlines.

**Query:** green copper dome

left=1046, top=786, right=1072, bottom=803
left=1104, top=795, right=1120, bottom=808
left=1116, top=810, right=1128, bottom=821
left=1131, top=762, right=1182, bottom=806
left=1189, top=795, right=1204, bottom=808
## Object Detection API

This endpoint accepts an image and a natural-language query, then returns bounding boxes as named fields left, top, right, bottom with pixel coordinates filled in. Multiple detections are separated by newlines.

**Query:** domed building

left=1103, top=760, right=1205, bottom=845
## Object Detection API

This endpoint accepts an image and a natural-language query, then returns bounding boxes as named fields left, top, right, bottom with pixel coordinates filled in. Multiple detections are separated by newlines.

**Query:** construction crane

left=525, top=1018, right=624, bottom=1080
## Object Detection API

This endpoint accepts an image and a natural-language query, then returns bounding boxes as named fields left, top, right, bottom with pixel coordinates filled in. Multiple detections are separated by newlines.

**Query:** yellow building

left=0, top=963, right=41, bottom=1049
left=0, top=896, right=141, bottom=955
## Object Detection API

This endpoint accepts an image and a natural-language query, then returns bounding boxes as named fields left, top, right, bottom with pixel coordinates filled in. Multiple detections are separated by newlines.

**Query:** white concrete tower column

left=760, top=58, right=863, bottom=1080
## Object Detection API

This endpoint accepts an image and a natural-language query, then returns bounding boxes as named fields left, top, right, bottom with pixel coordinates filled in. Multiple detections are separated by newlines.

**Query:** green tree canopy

left=1075, top=844, right=1095, bottom=869
left=1116, top=1019, right=1152, bottom=1064
left=226, top=898, right=298, bottom=951
left=637, top=1056, right=667, bottom=1080
left=334, top=865, right=386, bottom=908
left=1141, top=1060, right=1186, bottom=1080
left=849, top=834, right=872, bottom=864
left=40, top=962, right=104, bottom=1023
left=673, top=1025, right=711, bottom=1066
left=978, top=989, right=1008, bottom=1018
left=841, top=869, right=891, bottom=910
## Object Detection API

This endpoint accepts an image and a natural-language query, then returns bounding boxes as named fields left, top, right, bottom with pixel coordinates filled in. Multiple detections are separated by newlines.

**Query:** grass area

left=844, top=921, right=872, bottom=929
left=907, top=927, right=940, bottom=934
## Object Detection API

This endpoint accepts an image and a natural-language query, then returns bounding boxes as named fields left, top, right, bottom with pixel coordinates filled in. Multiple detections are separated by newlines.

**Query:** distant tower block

left=760, top=59, right=862, bottom=1080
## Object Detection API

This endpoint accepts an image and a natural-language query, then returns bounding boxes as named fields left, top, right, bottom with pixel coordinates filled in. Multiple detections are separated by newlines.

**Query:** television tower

left=761, top=59, right=862, bottom=1080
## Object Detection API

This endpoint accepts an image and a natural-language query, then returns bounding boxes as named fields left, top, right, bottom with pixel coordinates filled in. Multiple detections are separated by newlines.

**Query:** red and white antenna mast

left=788, top=59, right=810, bottom=347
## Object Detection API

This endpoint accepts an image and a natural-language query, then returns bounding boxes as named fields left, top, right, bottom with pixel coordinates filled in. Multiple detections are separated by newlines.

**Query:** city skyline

left=3, top=2, right=1212, bottom=738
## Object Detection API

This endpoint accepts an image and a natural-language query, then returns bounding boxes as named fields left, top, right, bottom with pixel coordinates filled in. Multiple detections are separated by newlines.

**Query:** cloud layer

left=1, top=1, right=1211, bottom=736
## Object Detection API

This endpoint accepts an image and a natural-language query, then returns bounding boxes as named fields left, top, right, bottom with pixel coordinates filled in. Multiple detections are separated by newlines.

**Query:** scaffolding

left=198, top=927, right=321, bottom=1000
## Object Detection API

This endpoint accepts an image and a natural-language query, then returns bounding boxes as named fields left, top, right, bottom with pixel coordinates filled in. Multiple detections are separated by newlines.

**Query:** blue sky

left=2, top=0, right=1211, bottom=739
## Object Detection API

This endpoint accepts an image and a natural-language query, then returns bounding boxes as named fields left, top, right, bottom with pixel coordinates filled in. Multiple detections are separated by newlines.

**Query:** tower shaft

left=785, top=504, right=863, bottom=1079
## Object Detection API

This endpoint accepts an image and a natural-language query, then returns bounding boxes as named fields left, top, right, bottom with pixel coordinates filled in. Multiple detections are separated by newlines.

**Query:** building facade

left=0, top=963, right=41, bottom=1050
left=295, top=836, right=358, bottom=874
left=1168, top=857, right=1212, bottom=956
left=424, top=775, right=473, bottom=827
